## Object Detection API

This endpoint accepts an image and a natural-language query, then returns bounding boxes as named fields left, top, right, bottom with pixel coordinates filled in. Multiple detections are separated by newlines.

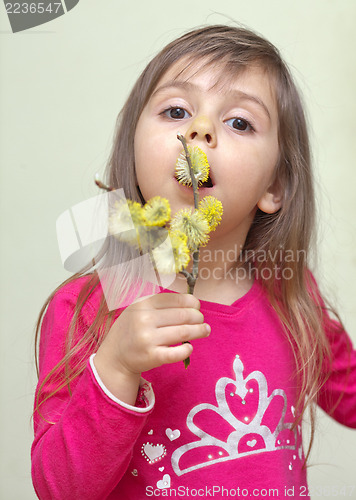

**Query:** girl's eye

left=225, top=117, right=254, bottom=132
left=163, top=107, right=191, bottom=120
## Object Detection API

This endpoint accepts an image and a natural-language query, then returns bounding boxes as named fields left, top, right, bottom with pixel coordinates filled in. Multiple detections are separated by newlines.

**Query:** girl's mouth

left=174, top=173, right=214, bottom=189
left=200, top=175, right=213, bottom=188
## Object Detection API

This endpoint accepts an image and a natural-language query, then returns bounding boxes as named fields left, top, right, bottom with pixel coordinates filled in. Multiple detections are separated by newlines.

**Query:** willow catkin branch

left=176, top=134, right=201, bottom=296
left=177, top=134, right=205, bottom=369
left=177, top=134, right=199, bottom=210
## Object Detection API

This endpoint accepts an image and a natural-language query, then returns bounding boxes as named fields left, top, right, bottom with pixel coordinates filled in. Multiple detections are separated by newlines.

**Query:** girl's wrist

left=93, top=350, right=141, bottom=406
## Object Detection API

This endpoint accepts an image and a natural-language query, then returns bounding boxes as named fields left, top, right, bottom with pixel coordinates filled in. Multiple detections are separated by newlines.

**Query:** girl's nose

left=185, top=115, right=217, bottom=147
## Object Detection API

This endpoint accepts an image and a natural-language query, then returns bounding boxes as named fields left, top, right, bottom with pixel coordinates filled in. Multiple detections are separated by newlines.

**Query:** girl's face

left=134, top=60, right=281, bottom=243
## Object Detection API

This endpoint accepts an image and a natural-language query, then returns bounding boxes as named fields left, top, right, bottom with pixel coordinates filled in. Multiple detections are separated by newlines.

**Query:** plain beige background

left=0, top=1, right=355, bottom=498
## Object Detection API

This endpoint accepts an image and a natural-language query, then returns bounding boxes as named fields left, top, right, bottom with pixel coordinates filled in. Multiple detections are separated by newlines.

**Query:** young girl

left=32, top=25, right=356, bottom=499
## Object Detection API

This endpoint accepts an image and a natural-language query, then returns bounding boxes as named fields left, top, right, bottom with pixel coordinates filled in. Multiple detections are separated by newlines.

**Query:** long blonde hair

left=35, top=24, right=344, bottom=464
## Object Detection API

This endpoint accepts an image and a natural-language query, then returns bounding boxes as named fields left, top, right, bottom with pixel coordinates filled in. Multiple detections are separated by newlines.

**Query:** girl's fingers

left=155, top=342, right=194, bottom=366
left=147, top=292, right=201, bottom=311
left=153, top=307, right=205, bottom=328
left=155, top=322, right=211, bottom=346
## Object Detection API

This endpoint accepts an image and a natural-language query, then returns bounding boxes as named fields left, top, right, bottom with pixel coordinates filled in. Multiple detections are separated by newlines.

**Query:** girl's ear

left=257, top=179, right=283, bottom=214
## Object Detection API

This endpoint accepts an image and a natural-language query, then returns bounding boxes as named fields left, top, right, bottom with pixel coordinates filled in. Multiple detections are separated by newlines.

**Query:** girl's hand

left=93, top=293, right=210, bottom=404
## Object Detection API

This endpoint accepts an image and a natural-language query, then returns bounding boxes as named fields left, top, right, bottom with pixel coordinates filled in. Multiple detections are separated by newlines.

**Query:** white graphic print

left=172, top=355, right=298, bottom=476
left=166, top=428, right=181, bottom=441
left=141, top=443, right=167, bottom=464
left=157, top=474, right=171, bottom=489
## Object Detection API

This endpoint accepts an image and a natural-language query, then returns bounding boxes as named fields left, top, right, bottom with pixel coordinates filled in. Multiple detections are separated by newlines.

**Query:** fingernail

left=205, top=323, right=211, bottom=334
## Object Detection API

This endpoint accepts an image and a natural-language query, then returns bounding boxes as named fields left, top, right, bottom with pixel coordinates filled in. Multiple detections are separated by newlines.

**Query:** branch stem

left=176, top=134, right=202, bottom=368
left=177, top=134, right=199, bottom=210
left=94, top=175, right=113, bottom=192
left=177, top=133, right=201, bottom=296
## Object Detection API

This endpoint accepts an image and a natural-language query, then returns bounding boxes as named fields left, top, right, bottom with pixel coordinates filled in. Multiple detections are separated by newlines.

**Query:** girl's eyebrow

left=151, top=80, right=195, bottom=97
left=230, top=90, right=271, bottom=122
left=151, top=80, right=271, bottom=121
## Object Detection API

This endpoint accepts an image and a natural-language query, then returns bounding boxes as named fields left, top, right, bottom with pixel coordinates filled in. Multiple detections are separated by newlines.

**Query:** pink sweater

left=31, top=277, right=356, bottom=499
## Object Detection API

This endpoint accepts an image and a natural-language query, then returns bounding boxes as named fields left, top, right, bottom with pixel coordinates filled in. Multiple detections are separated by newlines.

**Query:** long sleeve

left=305, top=271, right=356, bottom=427
left=31, top=283, right=154, bottom=500
left=317, top=312, right=356, bottom=427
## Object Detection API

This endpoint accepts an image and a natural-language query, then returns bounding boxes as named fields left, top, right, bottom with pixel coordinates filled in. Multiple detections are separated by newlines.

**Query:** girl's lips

left=197, top=185, right=216, bottom=197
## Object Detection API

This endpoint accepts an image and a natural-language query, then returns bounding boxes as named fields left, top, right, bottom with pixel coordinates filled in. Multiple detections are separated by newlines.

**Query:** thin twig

left=94, top=174, right=113, bottom=192
left=192, top=250, right=200, bottom=281
left=179, top=269, right=191, bottom=280
left=177, top=134, right=204, bottom=369
left=177, top=134, right=199, bottom=210
left=176, top=134, right=201, bottom=295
